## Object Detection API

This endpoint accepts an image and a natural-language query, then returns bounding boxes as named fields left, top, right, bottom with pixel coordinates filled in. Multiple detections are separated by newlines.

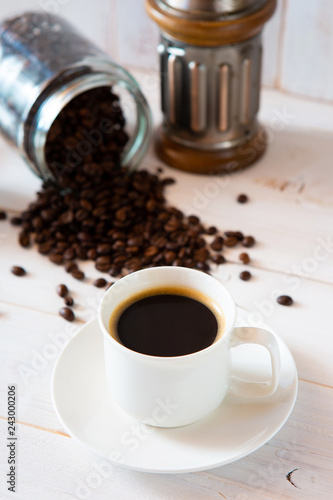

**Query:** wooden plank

left=0, top=379, right=332, bottom=499
left=280, top=0, right=333, bottom=101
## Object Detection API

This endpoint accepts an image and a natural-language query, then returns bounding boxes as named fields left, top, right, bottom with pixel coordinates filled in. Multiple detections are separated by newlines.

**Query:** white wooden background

left=1, top=0, right=333, bottom=102
left=1, top=1, right=333, bottom=499
left=1, top=67, right=333, bottom=498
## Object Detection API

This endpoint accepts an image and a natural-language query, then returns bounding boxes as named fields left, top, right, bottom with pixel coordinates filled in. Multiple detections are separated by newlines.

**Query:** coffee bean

left=162, top=177, right=175, bottom=186
left=224, top=231, right=243, bottom=241
left=95, top=262, right=110, bottom=272
left=32, top=217, right=44, bottom=231
left=224, top=237, right=238, bottom=247
left=206, top=226, right=217, bottom=235
left=59, top=210, right=74, bottom=224
left=63, top=248, right=75, bottom=261
left=234, top=231, right=244, bottom=241
left=164, top=220, right=180, bottom=232
left=96, top=255, right=111, bottom=266
left=64, top=296, right=74, bottom=306
left=19, top=231, right=30, bottom=248
left=277, top=295, right=293, bottom=306
left=38, top=241, right=53, bottom=254
left=240, top=271, right=251, bottom=281
left=56, top=241, right=68, bottom=252
left=211, top=254, right=226, bottom=264
left=211, top=236, right=223, bottom=252
left=59, top=307, right=75, bottom=322
left=194, top=248, right=210, bottom=262
left=164, top=250, right=177, bottom=265
left=64, top=261, right=78, bottom=273
left=80, top=199, right=92, bottom=211
left=188, top=215, right=200, bottom=225
left=11, top=217, right=22, bottom=226
left=49, top=253, right=63, bottom=264
left=237, top=194, right=249, bottom=203
left=242, top=236, right=255, bottom=248
left=146, top=199, right=157, bottom=212
left=94, top=278, right=107, bottom=288
left=11, top=265, right=26, bottom=276
left=56, top=284, right=68, bottom=297
left=71, top=269, right=85, bottom=280
left=239, top=252, right=250, bottom=264
left=41, top=209, right=58, bottom=221
left=144, top=246, right=159, bottom=258
left=0, top=210, right=7, bottom=220
left=115, top=207, right=128, bottom=222
left=75, top=209, right=89, bottom=222
left=196, top=261, right=210, bottom=271
left=87, top=248, right=97, bottom=260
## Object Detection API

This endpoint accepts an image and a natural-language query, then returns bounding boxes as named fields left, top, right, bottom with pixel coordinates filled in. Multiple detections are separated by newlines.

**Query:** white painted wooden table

left=1, top=69, right=333, bottom=499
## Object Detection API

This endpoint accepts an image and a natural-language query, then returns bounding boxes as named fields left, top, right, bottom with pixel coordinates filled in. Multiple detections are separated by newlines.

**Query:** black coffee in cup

left=109, top=286, right=223, bottom=357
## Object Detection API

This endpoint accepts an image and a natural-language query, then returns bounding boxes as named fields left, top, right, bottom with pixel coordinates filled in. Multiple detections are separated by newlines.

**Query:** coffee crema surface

left=109, top=286, right=224, bottom=357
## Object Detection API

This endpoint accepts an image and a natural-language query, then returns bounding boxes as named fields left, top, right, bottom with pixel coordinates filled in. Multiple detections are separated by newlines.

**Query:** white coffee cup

left=98, top=266, right=280, bottom=428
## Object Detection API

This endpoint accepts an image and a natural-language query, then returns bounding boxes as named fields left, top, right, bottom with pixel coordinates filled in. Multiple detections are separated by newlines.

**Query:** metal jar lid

left=156, top=0, right=266, bottom=20
left=146, top=0, right=276, bottom=45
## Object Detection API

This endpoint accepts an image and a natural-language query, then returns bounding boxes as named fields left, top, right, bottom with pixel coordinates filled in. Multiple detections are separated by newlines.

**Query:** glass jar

left=0, top=11, right=152, bottom=181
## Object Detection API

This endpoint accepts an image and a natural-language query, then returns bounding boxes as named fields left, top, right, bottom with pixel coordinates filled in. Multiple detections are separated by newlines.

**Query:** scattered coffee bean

left=64, top=296, right=74, bottom=306
left=59, top=307, right=75, bottom=322
left=10, top=217, right=22, bottom=226
left=225, top=231, right=243, bottom=241
left=237, top=194, right=249, bottom=203
left=19, top=231, right=30, bottom=248
left=64, top=261, right=78, bottom=273
left=239, top=252, right=250, bottom=264
left=162, top=177, right=175, bottom=186
left=206, top=226, right=217, bottom=235
left=211, top=254, right=226, bottom=264
left=49, top=253, right=63, bottom=264
left=71, top=269, right=85, bottom=281
left=277, top=295, right=293, bottom=306
left=211, top=236, right=223, bottom=252
left=0, top=210, right=7, bottom=220
left=94, top=278, right=108, bottom=288
left=224, top=237, right=239, bottom=247
left=239, top=271, right=251, bottom=281
left=11, top=265, right=26, bottom=276
left=56, top=284, right=68, bottom=297
left=242, top=236, right=255, bottom=248
left=188, top=215, right=200, bottom=225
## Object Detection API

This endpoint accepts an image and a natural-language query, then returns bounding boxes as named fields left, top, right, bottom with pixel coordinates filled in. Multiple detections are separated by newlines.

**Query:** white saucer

left=52, top=310, right=298, bottom=474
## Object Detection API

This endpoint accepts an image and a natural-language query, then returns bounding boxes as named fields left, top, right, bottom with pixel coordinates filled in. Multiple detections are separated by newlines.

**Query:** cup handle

left=229, top=327, right=281, bottom=398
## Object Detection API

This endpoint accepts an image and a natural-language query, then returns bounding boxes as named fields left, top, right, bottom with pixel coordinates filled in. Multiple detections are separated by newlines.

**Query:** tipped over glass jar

left=0, top=11, right=152, bottom=184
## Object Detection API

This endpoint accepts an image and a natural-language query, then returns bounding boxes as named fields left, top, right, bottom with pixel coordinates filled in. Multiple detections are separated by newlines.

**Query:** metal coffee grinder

left=146, top=0, right=276, bottom=174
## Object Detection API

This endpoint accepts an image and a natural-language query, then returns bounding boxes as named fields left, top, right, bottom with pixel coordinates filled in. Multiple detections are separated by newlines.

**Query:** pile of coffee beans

left=17, top=165, right=254, bottom=278
left=45, top=86, right=128, bottom=188
left=18, top=85, right=250, bottom=277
